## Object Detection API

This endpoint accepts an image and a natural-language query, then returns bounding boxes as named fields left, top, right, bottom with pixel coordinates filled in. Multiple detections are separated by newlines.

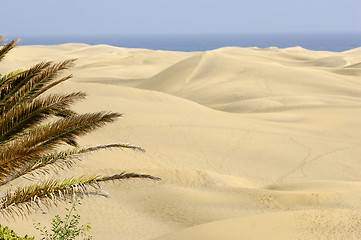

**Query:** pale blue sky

left=2, top=0, right=360, bottom=36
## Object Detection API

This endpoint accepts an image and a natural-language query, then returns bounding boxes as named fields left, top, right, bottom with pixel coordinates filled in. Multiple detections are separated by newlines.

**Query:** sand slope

left=1, top=44, right=361, bottom=239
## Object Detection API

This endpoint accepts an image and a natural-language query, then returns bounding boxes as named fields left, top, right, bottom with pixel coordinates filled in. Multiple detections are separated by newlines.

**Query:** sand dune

left=1, top=44, right=361, bottom=239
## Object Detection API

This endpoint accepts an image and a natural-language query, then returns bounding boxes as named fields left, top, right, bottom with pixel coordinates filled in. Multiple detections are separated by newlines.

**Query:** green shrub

left=0, top=224, right=35, bottom=240
left=34, top=199, right=92, bottom=240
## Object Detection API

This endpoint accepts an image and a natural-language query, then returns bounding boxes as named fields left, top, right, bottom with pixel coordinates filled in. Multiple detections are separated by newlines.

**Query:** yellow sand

left=1, top=43, right=361, bottom=239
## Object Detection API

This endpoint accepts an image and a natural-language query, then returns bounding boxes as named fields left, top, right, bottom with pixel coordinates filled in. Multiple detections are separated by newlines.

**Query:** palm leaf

left=0, top=60, right=75, bottom=113
left=0, top=143, right=145, bottom=186
left=0, top=69, right=26, bottom=85
left=0, top=92, right=86, bottom=144
left=36, top=112, right=122, bottom=149
left=0, top=39, right=17, bottom=62
left=30, top=143, right=145, bottom=175
left=33, top=74, right=73, bottom=101
left=0, top=173, right=160, bottom=218
left=13, top=60, right=75, bottom=105
left=0, top=62, right=52, bottom=107
left=0, top=112, right=122, bottom=172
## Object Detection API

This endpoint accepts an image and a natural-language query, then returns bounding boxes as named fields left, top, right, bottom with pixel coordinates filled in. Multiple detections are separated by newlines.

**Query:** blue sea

left=10, top=32, right=361, bottom=52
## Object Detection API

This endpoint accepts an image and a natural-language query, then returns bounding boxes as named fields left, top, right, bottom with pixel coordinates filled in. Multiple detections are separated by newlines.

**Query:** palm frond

left=32, top=74, right=73, bottom=100
left=0, top=62, right=52, bottom=106
left=0, top=173, right=160, bottom=217
left=0, top=92, right=86, bottom=144
left=0, top=39, right=17, bottom=62
left=38, top=112, right=122, bottom=149
left=0, top=143, right=145, bottom=186
left=14, top=60, right=75, bottom=104
left=0, top=176, right=99, bottom=218
left=28, top=143, right=145, bottom=175
left=0, top=69, right=26, bottom=85
left=0, top=60, right=75, bottom=112
left=0, top=112, right=122, bottom=177
left=97, top=172, right=161, bottom=182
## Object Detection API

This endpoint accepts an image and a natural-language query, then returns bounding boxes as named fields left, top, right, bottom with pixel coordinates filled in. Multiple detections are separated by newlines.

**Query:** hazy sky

left=2, top=0, right=360, bottom=36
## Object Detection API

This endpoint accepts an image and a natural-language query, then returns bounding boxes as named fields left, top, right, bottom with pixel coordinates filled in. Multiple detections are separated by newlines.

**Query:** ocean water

left=10, top=32, right=361, bottom=52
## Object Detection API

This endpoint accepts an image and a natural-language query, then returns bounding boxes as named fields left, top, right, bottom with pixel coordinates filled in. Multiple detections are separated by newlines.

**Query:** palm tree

left=0, top=36, right=159, bottom=218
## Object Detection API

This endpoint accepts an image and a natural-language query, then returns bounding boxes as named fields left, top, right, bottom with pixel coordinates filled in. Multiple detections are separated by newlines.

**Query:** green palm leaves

left=0, top=37, right=159, bottom=217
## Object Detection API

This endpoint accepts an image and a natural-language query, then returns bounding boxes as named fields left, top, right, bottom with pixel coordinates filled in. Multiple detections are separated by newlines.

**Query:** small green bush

left=34, top=199, right=92, bottom=240
left=0, top=224, right=35, bottom=240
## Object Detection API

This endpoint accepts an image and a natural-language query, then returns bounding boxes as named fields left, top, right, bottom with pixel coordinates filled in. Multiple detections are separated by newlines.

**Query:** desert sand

left=1, top=43, right=361, bottom=239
